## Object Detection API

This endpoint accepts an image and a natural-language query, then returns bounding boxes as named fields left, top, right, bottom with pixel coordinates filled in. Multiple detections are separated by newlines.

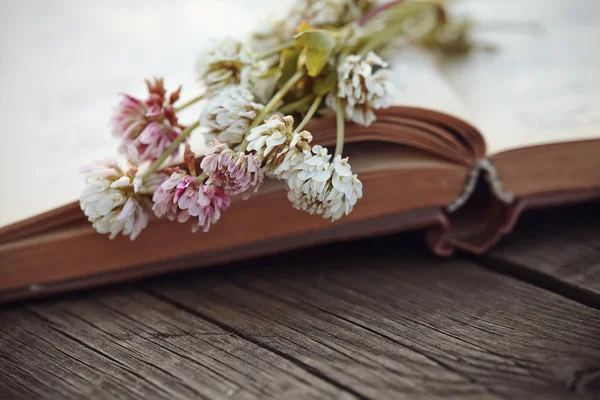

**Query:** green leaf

left=305, top=48, right=329, bottom=77
left=294, top=30, right=335, bottom=51
left=261, top=65, right=281, bottom=78
left=294, top=30, right=336, bottom=77
left=313, top=70, right=336, bottom=96
left=296, top=22, right=312, bottom=34
left=277, top=47, right=301, bottom=87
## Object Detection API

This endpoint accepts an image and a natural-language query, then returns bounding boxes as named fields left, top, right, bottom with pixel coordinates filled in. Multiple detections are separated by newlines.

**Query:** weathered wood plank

left=143, top=236, right=600, bottom=399
left=0, top=288, right=357, bottom=400
left=2, top=231, right=600, bottom=399
left=482, top=202, right=600, bottom=308
left=0, top=308, right=171, bottom=399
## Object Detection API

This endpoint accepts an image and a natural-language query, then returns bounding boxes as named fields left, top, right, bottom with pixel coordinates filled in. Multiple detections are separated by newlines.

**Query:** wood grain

left=142, top=236, right=600, bottom=399
left=1, top=233, right=600, bottom=399
left=0, top=290, right=354, bottom=400
left=482, top=202, right=600, bottom=308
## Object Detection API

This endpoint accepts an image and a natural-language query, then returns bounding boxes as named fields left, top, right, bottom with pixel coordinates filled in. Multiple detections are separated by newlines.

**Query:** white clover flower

left=80, top=159, right=160, bottom=240
left=197, top=39, right=255, bottom=95
left=246, top=114, right=312, bottom=178
left=298, top=0, right=376, bottom=28
left=200, top=86, right=264, bottom=148
left=248, top=63, right=279, bottom=104
left=285, top=145, right=363, bottom=221
left=248, top=0, right=375, bottom=58
left=201, top=140, right=265, bottom=199
left=326, top=51, right=395, bottom=127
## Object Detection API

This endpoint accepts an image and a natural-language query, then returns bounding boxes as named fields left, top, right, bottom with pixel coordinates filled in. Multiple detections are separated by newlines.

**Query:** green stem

left=357, top=0, right=407, bottom=26
left=196, top=172, right=208, bottom=184
left=293, top=95, right=323, bottom=134
left=358, top=24, right=404, bottom=56
left=278, top=94, right=315, bottom=114
left=257, top=39, right=295, bottom=60
left=142, top=121, right=200, bottom=180
left=240, top=70, right=305, bottom=151
left=358, top=3, right=429, bottom=56
left=255, top=71, right=305, bottom=128
left=175, top=93, right=205, bottom=112
left=334, top=98, right=345, bottom=156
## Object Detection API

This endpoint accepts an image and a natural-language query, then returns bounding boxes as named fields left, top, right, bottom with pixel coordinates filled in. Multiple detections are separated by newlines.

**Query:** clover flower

left=200, top=85, right=264, bottom=148
left=112, top=78, right=184, bottom=162
left=297, top=0, right=376, bottom=28
left=246, top=114, right=313, bottom=178
left=201, top=141, right=264, bottom=198
left=284, top=146, right=363, bottom=221
left=152, top=172, right=231, bottom=232
left=197, top=39, right=255, bottom=95
left=326, top=52, right=394, bottom=126
left=79, top=159, right=161, bottom=240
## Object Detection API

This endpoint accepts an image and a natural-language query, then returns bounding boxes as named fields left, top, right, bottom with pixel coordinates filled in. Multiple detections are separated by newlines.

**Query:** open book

left=1, top=0, right=598, bottom=302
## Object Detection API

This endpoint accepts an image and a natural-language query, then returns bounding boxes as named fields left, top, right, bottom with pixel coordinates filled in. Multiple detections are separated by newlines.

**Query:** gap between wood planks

left=472, top=202, right=600, bottom=310
left=136, top=235, right=600, bottom=399
left=471, top=255, right=600, bottom=310
left=140, top=287, right=369, bottom=400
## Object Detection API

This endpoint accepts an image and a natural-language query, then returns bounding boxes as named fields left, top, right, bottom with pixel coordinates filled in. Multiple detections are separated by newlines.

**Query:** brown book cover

left=1, top=107, right=599, bottom=304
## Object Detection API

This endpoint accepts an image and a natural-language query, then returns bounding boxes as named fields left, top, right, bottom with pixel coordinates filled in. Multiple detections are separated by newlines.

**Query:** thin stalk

left=358, top=22, right=406, bottom=56
left=257, top=39, right=295, bottom=60
left=175, top=93, right=205, bottom=112
left=240, top=70, right=305, bottom=151
left=358, top=2, right=432, bottom=56
left=196, top=172, right=208, bottom=184
left=293, top=95, right=323, bottom=133
left=254, top=71, right=305, bottom=128
left=358, top=0, right=407, bottom=26
left=142, top=121, right=200, bottom=180
left=334, top=98, right=345, bottom=156
left=278, top=94, right=315, bottom=114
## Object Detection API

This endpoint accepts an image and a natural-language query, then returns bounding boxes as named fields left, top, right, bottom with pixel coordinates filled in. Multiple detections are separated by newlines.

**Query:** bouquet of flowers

left=80, top=0, right=473, bottom=240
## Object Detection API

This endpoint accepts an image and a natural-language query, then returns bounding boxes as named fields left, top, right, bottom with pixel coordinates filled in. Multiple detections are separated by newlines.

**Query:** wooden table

left=1, top=203, right=599, bottom=399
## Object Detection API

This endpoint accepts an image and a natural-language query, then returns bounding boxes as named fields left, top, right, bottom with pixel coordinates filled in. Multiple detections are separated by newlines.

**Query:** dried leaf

left=294, top=30, right=335, bottom=77
left=297, top=22, right=312, bottom=34
left=169, top=85, right=182, bottom=105
left=183, top=143, right=196, bottom=176
left=278, top=46, right=301, bottom=87
left=313, top=70, right=336, bottom=96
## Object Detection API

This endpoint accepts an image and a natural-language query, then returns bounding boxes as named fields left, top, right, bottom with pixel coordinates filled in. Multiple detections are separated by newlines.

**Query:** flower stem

left=357, top=2, right=432, bottom=56
left=334, top=98, right=345, bottom=156
left=278, top=94, right=315, bottom=114
left=293, top=95, right=322, bottom=134
left=357, top=0, right=407, bottom=26
left=196, top=172, right=208, bottom=184
left=240, top=70, right=305, bottom=151
left=175, top=93, right=205, bottom=112
left=257, top=39, right=295, bottom=60
left=255, top=71, right=304, bottom=128
left=358, top=21, right=406, bottom=56
left=142, top=121, right=200, bottom=180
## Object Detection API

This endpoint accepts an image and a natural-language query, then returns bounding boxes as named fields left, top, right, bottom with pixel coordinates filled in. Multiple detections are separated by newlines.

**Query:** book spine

left=446, top=158, right=514, bottom=213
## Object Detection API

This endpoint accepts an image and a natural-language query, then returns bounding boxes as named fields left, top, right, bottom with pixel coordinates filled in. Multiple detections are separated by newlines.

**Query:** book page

left=388, top=48, right=472, bottom=122
left=439, top=0, right=600, bottom=155
left=0, top=0, right=289, bottom=228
